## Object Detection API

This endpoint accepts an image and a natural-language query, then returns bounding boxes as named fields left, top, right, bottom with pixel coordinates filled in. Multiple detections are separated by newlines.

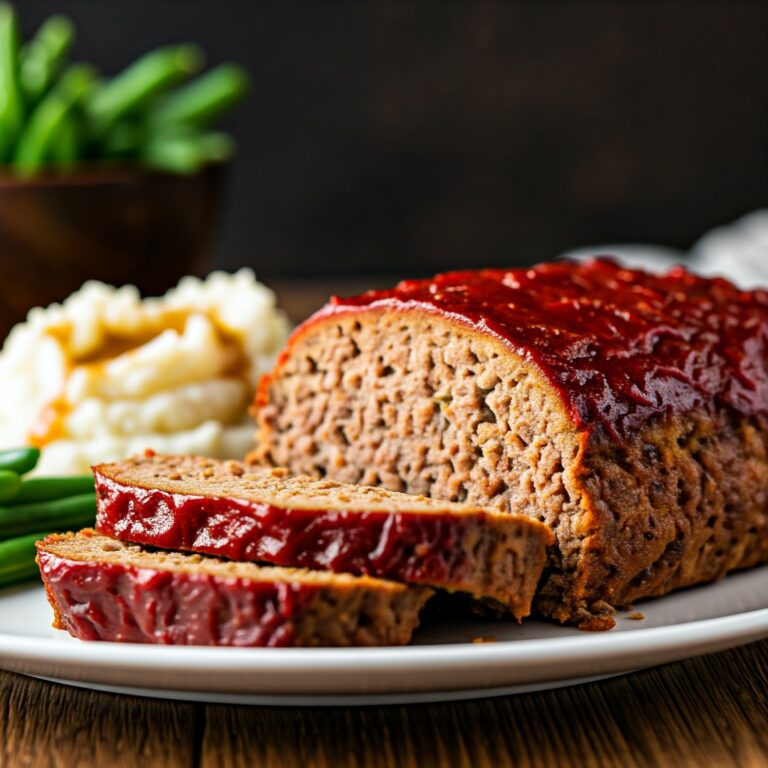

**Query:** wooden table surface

left=2, top=280, right=768, bottom=767
left=1, top=639, right=767, bottom=767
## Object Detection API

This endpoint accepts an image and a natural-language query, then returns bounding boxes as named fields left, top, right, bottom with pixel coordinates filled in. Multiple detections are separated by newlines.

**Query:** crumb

left=202, top=468, right=214, bottom=478
left=626, top=611, right=645, bottom=621
left=472, top=635, right=497, bottom=644
left=168, top=471, right=181, bottom=480
left=225, top=461, right=245, bottom=476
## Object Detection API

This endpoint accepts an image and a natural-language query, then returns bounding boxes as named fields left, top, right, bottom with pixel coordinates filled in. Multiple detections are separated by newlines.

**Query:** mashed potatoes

left=0, top=270, right=290, bottom=474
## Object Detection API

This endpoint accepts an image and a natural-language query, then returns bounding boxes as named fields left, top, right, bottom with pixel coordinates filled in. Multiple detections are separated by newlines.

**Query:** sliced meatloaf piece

left=36, top=529, right=432, bottom=647
left=253, top=258, right=768, bottom=629
left=93, top=453, right=553, bottom=619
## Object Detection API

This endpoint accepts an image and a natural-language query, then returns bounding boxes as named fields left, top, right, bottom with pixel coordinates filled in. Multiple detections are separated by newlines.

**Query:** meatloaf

left=93, top=453, right=553, bottom=619
left=253, top=257, right=768, bottom=629
left=36, top=529, right=432, bottom=647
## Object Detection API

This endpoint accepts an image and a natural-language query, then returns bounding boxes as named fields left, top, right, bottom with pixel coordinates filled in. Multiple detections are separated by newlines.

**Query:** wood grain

left=0, top=670, right=198, bottom=768
left=197, top=640, right=768, bottom=768
left=2, top=639, right=768, bottom=767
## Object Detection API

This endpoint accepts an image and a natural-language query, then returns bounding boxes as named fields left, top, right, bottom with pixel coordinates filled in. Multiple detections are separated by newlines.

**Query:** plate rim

left=2, top=573, right=767, bottom=699
left=1, top=599, right=767, bottom=670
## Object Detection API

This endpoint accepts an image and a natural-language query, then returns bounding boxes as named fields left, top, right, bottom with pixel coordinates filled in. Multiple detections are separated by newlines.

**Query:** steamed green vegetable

left=88, top=44, right=203, bottom=134
left=0, top=3, right=23, bottom=161
left=14, top=63, right=95, bottom=175
left=0, top=4, right=248, bottom=175
left=49, top=111, right=79, bottom=164
left=19, top=13, right=74, bottom=105
left=0, top=447, right=97, bottom=588
left=141, top=129, right=233, bottom=174
left=0, top=493, right=96, bottom=539
left=11, top=475, right=94, bottom=504
left=0, top=470, right=21, bottom=502
left=0, top=532, right=49, bottom=587
left=148, top=63, right=248, bottom=128
left=101, top=119, right=142, bottom=157
left=0, top=447, right=40, bottom=475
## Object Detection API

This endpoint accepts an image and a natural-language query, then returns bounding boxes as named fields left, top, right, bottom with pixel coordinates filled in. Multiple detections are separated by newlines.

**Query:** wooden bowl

left=0, top=165, right=224, bottom=340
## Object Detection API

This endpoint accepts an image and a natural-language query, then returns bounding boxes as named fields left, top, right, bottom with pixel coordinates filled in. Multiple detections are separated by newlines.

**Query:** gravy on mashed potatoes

left=0, top=270, right=289, bottom=474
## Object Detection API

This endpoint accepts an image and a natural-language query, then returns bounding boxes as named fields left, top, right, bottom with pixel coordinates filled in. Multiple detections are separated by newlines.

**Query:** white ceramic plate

left=1, top=566, right=767, bottom=706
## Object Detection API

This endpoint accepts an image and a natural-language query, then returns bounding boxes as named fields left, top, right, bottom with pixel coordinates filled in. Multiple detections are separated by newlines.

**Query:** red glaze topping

left=94, top=473, right=534, bottom=614
left=37, top=549, right=313, bottom=646
left=315, top=258, right=768, bottom=441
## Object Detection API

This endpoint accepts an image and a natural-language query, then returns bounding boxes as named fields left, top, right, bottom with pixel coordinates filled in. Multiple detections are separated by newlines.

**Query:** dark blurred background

left=21, top=0, right=768, bottom=279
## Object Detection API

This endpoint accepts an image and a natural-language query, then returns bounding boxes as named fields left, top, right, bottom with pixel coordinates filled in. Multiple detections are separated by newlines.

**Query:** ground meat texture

left=254, top=297, right=768, bottom=629
left=93, top=455, right=551, bottom=619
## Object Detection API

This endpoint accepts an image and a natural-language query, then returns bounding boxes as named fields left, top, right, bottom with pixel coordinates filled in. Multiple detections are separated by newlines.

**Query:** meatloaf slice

left=253, top=258, right=768, bottom=629
left=93, top=453, right=552, bottom=619
left=36, top=529, right=432, bottom=647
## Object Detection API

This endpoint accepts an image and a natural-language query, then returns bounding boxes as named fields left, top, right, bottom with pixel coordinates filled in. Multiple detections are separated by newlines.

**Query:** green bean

left=100, top=119, right=143, bottom=157
left=0, top=471, right=21, bottom=502
left=87, top=44, right=203, bottom=134
left=19, top=14, right=75, bottom=106
left=0, top=3, right=23, bottom=162
left=11, top=475, right=94, bottom=504
left=147, top=63, right=247, bottom=128
left=13, top=64, right=95, bottom=175
left=0, top=531, right=48, bottom=587
left=3, top=9, right=245, bottom=177
left=141, top=129, right=233, bottom=174
left=49, top=112, right=79, bottom=165
left=0, top=493, right=95, bottom=539
left=0, top=447, right=40, bottom=475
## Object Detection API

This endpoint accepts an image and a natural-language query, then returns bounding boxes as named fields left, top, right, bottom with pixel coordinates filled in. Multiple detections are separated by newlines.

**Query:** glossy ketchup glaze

left=37, top=549, right=311, bottom=646
left=303, top=258, right=768, bottom=442
left=93, top=473, right=533, bottom=613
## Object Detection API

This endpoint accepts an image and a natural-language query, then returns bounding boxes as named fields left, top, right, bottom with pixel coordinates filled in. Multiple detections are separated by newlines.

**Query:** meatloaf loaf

left=37, top=530, right=432, bottom=646
left=93, top=453, right=553, bottom=619
left=253, top=258, right=768, bottom=629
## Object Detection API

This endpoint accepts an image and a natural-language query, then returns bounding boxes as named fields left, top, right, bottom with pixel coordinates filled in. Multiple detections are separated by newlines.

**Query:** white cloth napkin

left=564, top=210, right=768, bottom=288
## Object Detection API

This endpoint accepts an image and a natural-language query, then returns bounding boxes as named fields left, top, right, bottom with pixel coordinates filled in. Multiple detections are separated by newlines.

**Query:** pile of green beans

left=0, top=3, right=248, bottom=176
left=0, top=447, right=96, bottom=588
